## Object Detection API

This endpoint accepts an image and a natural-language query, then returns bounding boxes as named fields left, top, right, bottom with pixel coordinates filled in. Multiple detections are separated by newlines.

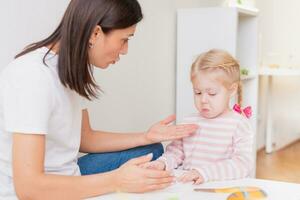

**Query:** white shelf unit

left=176, top=7, right=259, bottom=175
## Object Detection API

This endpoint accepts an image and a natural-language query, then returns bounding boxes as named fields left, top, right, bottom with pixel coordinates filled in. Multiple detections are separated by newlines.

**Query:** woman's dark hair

left=15, top=0, right=143, bottom=100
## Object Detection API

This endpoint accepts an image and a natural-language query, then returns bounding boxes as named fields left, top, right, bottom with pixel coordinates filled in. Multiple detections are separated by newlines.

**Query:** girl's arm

left=13, top=133, right=174, bottom=200
left=79, top=109, right=198, bottom=153
left=157, top=139, right=185, bottom=170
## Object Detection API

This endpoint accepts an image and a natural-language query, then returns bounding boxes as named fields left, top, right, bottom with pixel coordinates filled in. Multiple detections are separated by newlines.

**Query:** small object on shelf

left=263, top=52, right=281, bottom=69
left=223, top=0, right=259, bottom=16
left=268, top=63, right=280, bottom=68
left=223, top=0, right=258, bottom=13
left=240, top=68, right=249, bottom=76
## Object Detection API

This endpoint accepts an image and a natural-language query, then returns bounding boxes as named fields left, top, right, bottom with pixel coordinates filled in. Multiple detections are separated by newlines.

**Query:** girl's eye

left=209, top=93, right=216, bottom=96
left=195, top=92, right=201, bottom=95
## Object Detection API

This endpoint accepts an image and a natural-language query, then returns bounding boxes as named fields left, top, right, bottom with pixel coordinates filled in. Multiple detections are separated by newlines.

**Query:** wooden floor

left=256, top=140, right=300, bottom=183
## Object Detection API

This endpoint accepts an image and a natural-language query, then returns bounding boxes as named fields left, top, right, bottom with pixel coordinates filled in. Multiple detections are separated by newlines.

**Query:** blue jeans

left=78, top=143, right=163, bottom=175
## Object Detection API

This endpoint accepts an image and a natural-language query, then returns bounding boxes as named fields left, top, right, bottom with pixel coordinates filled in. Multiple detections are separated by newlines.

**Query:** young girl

left=145, top=49, right=254, bottom=184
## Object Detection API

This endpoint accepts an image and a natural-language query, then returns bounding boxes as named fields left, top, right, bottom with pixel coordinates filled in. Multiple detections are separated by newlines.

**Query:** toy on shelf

left=223, top=0, right=255, bottom=7
left=194, top=186, right=267, bottom=200
left=240, top=68, right=249, bottom=76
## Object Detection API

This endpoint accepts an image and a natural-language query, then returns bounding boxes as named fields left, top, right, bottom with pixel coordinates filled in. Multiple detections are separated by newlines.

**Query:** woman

left=0, top=0, right=198, bottom=199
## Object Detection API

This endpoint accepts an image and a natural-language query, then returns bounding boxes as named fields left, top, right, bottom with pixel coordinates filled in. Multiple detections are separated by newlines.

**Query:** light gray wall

left=0, top=0, right=69, bottom=67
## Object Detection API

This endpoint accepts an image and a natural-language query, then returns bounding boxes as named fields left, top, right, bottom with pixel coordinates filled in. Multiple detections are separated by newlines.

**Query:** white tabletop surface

left=87, top=170, right=300, bottom=200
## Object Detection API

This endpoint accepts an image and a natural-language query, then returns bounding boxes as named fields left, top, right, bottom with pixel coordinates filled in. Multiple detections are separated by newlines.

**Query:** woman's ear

left=89, top=25, right=103, bottom=46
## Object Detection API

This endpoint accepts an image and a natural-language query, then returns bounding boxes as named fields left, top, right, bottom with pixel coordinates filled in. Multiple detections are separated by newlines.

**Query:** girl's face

left=88, top=25, right=136, bottom=68
left=192, top=72, right=236, bottom=119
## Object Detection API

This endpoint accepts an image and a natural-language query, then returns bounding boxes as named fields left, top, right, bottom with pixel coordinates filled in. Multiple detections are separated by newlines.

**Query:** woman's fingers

left=166, top=135, right=190, bottom=141
left=175, top=124, right=198, bottom=132
left=144, top=169, right=173, bottom=178
left=139, top=160, right=165, bottom=170
left=168, top=132, right=195, bottom=140
left=177, top=174, right=186, bottom=182
left=162, top=124, right=198, bottom=139
left=194, top=178, right=203, bottom=185
left=146, top=176, right=175, bottom=185
left=117, top=160, right=175, bottom=193
left=160, top=114, right=176, bottom=125
left=178, top=173, right=194, bottom=183
left=135, top=169, right=174, bottom=192
left=126, top=153, right=153, bottom=165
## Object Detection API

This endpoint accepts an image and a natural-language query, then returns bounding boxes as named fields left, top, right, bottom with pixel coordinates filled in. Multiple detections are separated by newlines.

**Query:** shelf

left=241, top=74, right=257, bottom=81
left=259, top=67, right=300, bottom=76
left=235, top=5, right=259, bottom=17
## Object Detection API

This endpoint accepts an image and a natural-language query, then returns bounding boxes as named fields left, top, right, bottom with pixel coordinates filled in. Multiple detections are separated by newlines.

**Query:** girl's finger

left=194, top=178, right=203, bottom=185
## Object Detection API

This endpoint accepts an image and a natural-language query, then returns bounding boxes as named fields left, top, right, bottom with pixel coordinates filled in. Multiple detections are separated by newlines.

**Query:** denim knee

left=150, top=143, right=164, bottom=160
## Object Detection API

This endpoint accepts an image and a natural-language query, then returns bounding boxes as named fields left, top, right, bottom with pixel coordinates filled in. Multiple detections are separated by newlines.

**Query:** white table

left=259, top=67, right=300, bottom=153
left=87, top=170, right=300, bottom=200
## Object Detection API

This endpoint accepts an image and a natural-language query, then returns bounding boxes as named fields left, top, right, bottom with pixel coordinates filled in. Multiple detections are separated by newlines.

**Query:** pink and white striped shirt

left=158, top=111, right=254, bottom=182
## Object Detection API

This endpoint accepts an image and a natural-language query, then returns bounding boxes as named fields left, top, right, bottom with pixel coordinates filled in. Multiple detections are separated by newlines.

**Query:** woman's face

left=88, top=25, right=136, bottom=68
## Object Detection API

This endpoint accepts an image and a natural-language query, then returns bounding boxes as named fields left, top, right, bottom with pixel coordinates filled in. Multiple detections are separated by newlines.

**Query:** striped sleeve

left=195, top=118, right=254, bottom=182
left=158, top=139, right=185, bottom=170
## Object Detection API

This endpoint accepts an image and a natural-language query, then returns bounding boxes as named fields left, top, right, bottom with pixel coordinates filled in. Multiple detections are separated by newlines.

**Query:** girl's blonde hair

left=191, top=49, right=242, bottom=105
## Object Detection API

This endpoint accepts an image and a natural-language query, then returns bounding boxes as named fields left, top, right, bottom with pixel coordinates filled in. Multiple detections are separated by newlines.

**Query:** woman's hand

left=145, top=115, right=198, bottom=143
left=113, top=154, right=174, bottom=193
left=140, top=160, right=166, bottom=170
left=177, top=169, right=204, bottom=185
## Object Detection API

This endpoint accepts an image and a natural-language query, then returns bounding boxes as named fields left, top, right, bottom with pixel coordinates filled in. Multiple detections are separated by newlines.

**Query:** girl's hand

left=177, top=169, right=204, bottom=185
left=140, top=160, right=166, bottom=170
left=113, top=154, right=174, bottom=193
left=145, top=115, right=198, bottom=143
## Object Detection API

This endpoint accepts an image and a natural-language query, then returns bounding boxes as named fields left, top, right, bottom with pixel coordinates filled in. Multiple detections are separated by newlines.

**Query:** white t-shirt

left=0, top=47, right=84, bottom=199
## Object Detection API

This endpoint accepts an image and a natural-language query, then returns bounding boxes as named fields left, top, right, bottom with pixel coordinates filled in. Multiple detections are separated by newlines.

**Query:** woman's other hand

left=113, top=153, right=174, bottom=193
left=140, top=160, right=166, bottom=170
left=145, top=114, right=198, bottom=143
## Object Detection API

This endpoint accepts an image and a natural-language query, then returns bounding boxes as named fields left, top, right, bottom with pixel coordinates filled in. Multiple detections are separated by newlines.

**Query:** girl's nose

left=201, top=95, right=208, bottom=103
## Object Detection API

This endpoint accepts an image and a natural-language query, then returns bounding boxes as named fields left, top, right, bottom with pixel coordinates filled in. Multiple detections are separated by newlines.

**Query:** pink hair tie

left=233, top=104, right=252, bottom=118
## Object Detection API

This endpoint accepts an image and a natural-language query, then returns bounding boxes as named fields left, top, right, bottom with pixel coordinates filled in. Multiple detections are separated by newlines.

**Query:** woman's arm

left=80, top=109, right=198, bottom=153
left=13, top=133, right=173, bottom=200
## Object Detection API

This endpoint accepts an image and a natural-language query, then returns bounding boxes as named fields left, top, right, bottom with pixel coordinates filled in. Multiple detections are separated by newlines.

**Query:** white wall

left=256, top=0, right=300, bottom=150
left=0, top=0, right=69, bottom=68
